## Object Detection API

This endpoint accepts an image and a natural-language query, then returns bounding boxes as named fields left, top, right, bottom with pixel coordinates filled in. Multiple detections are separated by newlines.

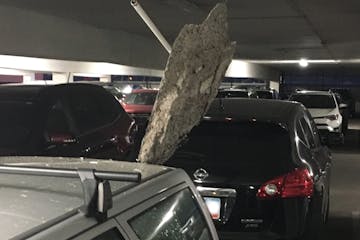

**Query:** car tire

left=297, top=194, right=326, bottom=240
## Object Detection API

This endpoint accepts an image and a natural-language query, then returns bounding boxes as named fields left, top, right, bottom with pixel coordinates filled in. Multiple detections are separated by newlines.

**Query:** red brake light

left=282, top=168, right=314, bottom=198
left=257, top=168, right=313, bottom=199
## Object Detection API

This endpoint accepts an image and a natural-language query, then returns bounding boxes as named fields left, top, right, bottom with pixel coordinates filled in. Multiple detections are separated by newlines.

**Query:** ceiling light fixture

left=299, top=58, right=309, bottom=68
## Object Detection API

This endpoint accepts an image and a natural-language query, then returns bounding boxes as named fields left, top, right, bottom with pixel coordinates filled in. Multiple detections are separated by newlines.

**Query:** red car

left=121, top=89, right=158, bottom=158
left=121, top=89, right=158, bottom=116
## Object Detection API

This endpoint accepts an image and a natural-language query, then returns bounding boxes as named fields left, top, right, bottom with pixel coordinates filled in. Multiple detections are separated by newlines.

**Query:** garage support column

left=269, top=81, right=280, bottom=91
left=52, top=73, right=69, bottom=83
left=99, top=75, right=111, bottom=83
left=23, top=72, right=35, bottom=83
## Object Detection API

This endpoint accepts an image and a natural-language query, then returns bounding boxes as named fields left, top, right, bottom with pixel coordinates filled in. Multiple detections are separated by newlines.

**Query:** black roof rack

left=0, top=165, right=142, bottom=222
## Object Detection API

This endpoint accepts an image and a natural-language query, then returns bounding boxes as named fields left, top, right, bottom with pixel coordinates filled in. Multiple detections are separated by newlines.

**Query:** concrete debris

left=138, top=3, right=236, bottom=164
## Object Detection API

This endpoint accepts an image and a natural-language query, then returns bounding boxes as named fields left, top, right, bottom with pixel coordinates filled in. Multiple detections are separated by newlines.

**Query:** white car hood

left=307, top=108, right=337, bottom=118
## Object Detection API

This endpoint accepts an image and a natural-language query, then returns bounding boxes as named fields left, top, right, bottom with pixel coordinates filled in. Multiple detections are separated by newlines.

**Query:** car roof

left=219, top=88, right=248, bottom=92
left=0, top=84, right=44, bottom=101
left=0, top=83, right=107, bottom=101
left=0, top=157, right=170, bottom=239
left=207, top=98, right=302, bottom=124
left=131, top=89, right=158, bottom=93
left=292, top=90, right=333, bottom=96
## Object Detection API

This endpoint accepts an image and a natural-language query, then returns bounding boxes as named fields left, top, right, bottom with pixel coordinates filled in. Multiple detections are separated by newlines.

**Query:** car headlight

left=325, top=114, right=339, bottom=121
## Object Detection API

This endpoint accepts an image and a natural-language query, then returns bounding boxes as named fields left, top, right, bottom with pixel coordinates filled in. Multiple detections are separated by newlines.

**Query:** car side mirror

left=47, top=133, right=76, bottom=144
left=339, top=103, right=348, bottom=109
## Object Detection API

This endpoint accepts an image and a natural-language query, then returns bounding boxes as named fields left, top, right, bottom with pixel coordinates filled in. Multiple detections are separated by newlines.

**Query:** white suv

left=289, top=90, right=344, bottom=144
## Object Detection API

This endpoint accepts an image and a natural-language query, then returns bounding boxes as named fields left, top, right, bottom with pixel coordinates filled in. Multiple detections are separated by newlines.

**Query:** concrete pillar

left=52, top=72, right=69, bottom=83
left=23, top=72, right=35, bottom=84
left=270, top=81, right=280, bottom=91
left=100, top=75, right=111, bottom=83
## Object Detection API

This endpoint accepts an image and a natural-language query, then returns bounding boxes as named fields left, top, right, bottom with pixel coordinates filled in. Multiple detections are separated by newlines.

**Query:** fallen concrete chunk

left=138, top=3, right=236, bottom=164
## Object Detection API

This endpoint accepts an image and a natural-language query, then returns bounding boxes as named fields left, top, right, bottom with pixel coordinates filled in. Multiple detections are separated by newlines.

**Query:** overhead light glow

left=299, top=59, right=309, bottom=68
left=122, top=85, right=133, bottom=94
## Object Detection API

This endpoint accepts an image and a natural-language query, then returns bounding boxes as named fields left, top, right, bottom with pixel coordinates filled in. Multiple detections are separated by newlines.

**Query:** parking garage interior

left=1, top=0, right=360, bottom=239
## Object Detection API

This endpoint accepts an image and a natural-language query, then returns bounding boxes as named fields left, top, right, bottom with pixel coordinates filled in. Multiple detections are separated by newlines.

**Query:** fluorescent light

left=247, top=59, right=343, bottom=64
left=122, top=85, right=133, bottom=94
left=299, top=59, right=309, bottom=68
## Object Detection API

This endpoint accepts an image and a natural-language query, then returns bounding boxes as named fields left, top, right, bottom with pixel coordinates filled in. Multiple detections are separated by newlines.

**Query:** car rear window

left=168, top=121, right=292, bottom=177
left=0, top=101, right=36, bottom=150
left=124, top=92, right=157, bottom=105
left=290, top=94, right=336, bottom=109
left=129, top=188, right=212, bottom=240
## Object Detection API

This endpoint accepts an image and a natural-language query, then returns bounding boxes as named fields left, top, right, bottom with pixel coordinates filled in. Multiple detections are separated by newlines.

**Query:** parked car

left=121, top=89, right=158, bottom=160
left=330, top=88, right=355, bottom=117
left=333, top=92, right=349, bottom=133
left=289, top=90, right=345, bottom=145
left=0, top=156, right=219, bottom=240
left=121, top=89, right=158, bottom=116
left=255, top=89, right=279, bottom=99
left=167, top=98, right=332, bottom=240
left=0, top=84, right=137, bottom=160
left=216, top=88, right=258, bottom=98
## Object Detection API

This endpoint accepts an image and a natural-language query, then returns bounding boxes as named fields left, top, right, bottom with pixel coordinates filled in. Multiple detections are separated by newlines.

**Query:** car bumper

left=316, top=125, right=341, bottom=133
left=313, top=118, right=342, bottom=132
left=212, top=195, right=311, bottom=239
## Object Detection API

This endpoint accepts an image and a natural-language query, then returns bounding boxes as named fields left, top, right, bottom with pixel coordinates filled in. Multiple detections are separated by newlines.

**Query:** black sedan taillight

left=257, top=168, right=314, bottom=199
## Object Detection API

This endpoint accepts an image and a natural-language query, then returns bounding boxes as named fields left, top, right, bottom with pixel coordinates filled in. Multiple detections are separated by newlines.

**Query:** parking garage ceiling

left=1, top=0, right=360, bottom=68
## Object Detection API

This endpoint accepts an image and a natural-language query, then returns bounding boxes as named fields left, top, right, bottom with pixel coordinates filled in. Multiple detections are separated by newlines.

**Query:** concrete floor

left=323, top=118, right=360, bottom=239
left=323, top=152, right=360, bottom=239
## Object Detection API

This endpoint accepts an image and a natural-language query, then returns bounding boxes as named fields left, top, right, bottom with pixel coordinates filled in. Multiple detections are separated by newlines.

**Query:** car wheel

left=297, top=196, right=325, bottom=240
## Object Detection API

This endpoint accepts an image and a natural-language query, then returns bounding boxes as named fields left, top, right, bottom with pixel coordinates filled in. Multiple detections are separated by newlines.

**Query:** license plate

left=204, top=197, right=221, bottom=220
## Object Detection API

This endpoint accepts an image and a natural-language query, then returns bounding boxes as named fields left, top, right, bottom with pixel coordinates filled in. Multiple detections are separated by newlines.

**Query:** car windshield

left=124, top=92, right=157, bottom=105
left=216, top=91, right=249, bottom=98
left=256, top=91, right=273, bottom=99
left=290, top=94, right=336, bottom=109
left=0, top=101, right=36, bottom=152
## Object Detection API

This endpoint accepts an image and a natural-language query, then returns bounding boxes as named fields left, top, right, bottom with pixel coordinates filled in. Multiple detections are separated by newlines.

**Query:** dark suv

left=167, top=98, right=332, bottom=240
left=0, top=156, right=218, bottom=240
left=0, top=84, right=137, bottom=160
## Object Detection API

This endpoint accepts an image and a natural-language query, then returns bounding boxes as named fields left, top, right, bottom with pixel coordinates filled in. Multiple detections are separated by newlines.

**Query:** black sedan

left=167, top=98, right=332, bottom=240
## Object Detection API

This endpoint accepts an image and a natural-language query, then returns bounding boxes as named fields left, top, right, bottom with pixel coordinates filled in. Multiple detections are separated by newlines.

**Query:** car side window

left=307, top=114, right=322, bottom=147
left=300, top=117, right=316, bottom=149
left=296, top=120, right=307, bottom=146
left=296, top=120, right=313, bottom=161
left=91, top=228, right=125, bottom=240
left=129, top=188, right=212, bottom=240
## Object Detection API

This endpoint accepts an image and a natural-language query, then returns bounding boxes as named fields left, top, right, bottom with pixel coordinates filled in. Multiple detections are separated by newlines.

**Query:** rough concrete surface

left=138, top=3, right=236, bottom=164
